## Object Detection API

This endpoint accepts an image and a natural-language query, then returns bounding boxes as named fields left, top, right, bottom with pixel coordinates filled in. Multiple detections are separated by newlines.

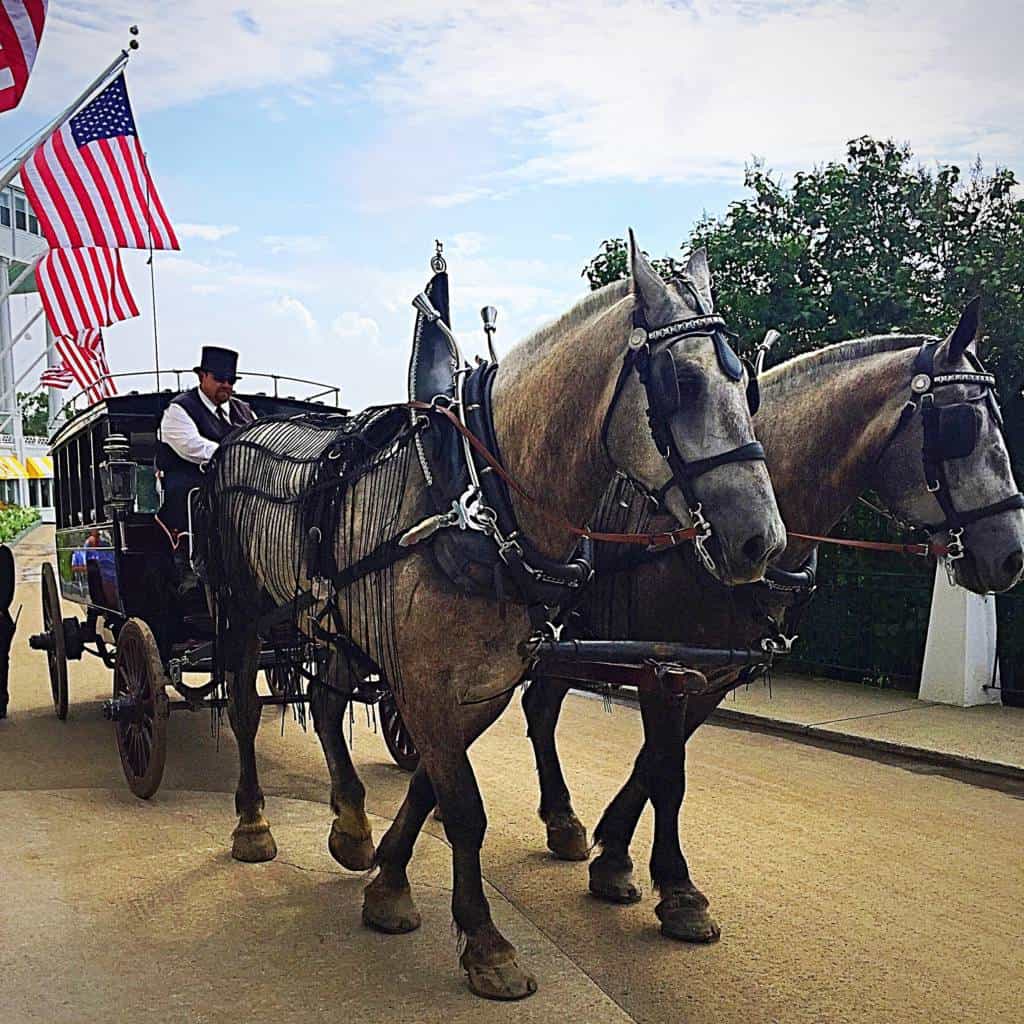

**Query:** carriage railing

left=50, top=369, right=343, bottom=431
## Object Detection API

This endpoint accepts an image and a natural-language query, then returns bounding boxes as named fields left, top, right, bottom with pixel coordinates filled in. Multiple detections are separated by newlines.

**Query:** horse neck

left=757, top=347, right=913, bottom=570
left=490, top=299, right=630, bottom=559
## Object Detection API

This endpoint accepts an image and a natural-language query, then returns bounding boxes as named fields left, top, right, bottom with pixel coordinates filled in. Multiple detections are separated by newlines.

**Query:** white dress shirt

left=159, top=389, right=230, bottom=465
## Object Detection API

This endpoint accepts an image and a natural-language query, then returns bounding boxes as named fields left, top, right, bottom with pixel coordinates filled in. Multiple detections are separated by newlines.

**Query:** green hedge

left=0, top=504, right=40, bottom=543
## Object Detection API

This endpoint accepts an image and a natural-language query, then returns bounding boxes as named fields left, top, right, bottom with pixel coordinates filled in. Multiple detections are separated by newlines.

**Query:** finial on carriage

left=480, top=306, right=498, bottom=364
left=431, top=239, right=447, bottom=274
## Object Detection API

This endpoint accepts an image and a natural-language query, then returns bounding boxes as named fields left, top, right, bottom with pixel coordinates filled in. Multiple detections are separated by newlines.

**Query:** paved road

left=2, top=527, right=1022, bottom=1023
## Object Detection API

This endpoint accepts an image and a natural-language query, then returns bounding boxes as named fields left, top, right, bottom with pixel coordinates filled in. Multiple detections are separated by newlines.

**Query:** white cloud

left=271, top=295, right=319, bottom=338
left=331, top=312, right=380, bottom=345
left=27, top=2, right=1024, bottom=193
left=262, top=234, right=328, bottom=256
left=176, top=223, right=239, bottom=242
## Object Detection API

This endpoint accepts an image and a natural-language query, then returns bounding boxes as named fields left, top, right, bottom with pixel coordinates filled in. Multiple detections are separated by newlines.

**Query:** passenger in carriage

left=155, top=346, right=255, bottom=581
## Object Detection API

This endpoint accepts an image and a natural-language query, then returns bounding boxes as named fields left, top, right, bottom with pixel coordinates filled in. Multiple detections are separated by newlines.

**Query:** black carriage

left=28, top=370, right=417, bottom=797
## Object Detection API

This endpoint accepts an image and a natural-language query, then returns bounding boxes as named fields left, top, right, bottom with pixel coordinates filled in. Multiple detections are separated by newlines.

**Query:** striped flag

left=53, top=329, right=116, bottom=401
left=0, top=1, right=47, bottom=113
left=36, top=246, right=139, bottom=337
left=21, top=72, right=178, bottom=250
left=39, top=363, right=72, bottom=389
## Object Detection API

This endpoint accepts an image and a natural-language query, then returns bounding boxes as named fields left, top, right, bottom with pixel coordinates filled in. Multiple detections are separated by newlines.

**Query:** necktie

left=217, top=406, right=229, bottom=426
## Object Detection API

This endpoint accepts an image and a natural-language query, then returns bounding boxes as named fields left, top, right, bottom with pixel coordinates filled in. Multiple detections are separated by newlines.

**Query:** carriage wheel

left=112, top=619, right=169, bottom=799
left=379, top=689, right=419, bottom=771
left=40, top=562, right=69, bottom=720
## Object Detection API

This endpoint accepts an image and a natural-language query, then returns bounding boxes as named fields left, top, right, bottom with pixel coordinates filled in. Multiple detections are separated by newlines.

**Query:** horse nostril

left=741, top=533, right=771, bottom=566
left=1002, top=550, right=1024, bottom=582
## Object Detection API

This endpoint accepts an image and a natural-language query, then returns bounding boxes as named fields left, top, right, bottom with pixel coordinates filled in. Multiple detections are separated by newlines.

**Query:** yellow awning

left=0, top=456, right=28, bottom=480
left=25, top=456, right=53, bottom=479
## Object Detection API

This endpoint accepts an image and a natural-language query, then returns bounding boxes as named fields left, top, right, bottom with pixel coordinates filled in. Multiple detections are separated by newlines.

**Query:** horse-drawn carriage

left=27, top=369, right=417, bottom=797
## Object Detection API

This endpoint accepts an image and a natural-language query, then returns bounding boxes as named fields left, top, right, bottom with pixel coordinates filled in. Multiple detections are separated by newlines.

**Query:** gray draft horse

left=521, top=298, right=1024, bottom=942
left=205, top=237, right=786, bottom=999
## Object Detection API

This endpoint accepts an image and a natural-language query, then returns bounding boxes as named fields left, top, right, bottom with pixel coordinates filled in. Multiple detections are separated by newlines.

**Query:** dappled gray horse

left=203, top=236, right=785, bottom=999
left=523, top=298, right=1024, bottom=942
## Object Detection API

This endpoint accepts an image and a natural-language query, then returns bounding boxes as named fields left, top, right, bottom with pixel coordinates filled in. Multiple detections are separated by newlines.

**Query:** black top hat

left=194, top=346, right=241, bottom=381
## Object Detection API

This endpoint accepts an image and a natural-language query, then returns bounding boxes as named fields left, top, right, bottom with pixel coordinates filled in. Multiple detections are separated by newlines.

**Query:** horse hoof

left=545, top=814, right=589, bottom=861
left=656, top=890, right=721, bottom=943
left=329, top=819, right=375, bottom=871
left=461, top=952, right=538, bottom=1001
left=589, top=854, right=641, bottom=904
left=231, top=816, right=277, bottom=863
left=362, top=878, right=421, bottom=934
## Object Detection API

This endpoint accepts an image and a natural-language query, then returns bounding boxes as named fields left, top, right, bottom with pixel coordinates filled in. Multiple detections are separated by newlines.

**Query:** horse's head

left=603, top=233, right=785, bottom=584
left=873, top=299, right=1024, bottom=593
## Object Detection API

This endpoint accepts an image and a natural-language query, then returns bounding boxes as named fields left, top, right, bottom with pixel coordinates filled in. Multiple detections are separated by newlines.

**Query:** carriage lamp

left=101, top=434, right=138, bottom=515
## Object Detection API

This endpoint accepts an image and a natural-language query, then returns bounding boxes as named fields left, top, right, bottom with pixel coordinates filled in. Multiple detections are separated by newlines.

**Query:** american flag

left=35, top=246, right=139, bottom=337
left=39, top=362, right=72, bottom=389
left=0, top=1, right=46, bottom=113
left=48, top=329, right=116, bottom=401
left=22, top=73, right=178, bottom=250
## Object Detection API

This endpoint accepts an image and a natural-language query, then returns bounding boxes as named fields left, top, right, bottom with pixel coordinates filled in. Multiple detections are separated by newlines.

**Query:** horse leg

left=226, top=624, right=276, bottom=862
left=309, top=669, right=375, bottom=871
left=589, top=689, right=725, bottom=904
left=642, top=692, right=719, bottom=943
left=522, top=677, right=588, bottom=860
left=363, top=763, right=435, bottom=933
left=365, top=693, right=536, bottom=1000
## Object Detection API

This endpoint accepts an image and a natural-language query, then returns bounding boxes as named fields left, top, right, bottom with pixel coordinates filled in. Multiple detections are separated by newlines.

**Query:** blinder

left=646, top=337, right=760, bottom=419
left=934, top=402, right=980, bottom=461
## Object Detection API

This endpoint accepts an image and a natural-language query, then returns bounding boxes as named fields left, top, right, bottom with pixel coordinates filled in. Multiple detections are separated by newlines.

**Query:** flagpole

left=0, top=47, right=134, bottom=194
left=144, top=152, right=160, bottom=389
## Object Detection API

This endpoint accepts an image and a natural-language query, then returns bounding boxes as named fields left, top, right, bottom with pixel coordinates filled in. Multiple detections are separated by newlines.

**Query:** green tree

left=583, top=137, right=1024, bottom=400
left=18, top=390, right=48, bottom=436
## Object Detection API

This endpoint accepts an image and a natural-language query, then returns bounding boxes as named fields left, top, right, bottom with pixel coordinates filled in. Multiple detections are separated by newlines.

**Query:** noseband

left=883, top=338, right=1024, bottom=566
left=601, top=288, right=765, bottom=573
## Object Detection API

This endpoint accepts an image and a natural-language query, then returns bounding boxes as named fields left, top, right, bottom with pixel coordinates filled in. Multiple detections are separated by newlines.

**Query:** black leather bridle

left=881, top=338, right=1024, bottom=567
left=601, top=281, right=765, bottom=573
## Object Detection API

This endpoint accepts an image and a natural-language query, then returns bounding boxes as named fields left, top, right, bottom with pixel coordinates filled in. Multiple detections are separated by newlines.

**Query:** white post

left=919, top=564, right=1000, bottom=706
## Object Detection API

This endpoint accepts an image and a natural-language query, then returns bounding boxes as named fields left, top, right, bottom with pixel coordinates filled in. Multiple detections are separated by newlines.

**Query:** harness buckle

left=761, top=634, right=797, bottom=655
left=945, top=527, right=966, bottom=563
left=689, top=503, right=716, bottom=575
left=926, top=478, right=941, bottom=493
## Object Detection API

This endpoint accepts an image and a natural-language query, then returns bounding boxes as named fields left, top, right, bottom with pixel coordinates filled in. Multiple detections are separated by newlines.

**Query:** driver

left=155, top=346, right=255, bottom=561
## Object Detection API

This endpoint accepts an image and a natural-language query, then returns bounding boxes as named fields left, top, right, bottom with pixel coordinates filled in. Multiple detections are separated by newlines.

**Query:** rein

left=408, top=398, right=701, bottom=548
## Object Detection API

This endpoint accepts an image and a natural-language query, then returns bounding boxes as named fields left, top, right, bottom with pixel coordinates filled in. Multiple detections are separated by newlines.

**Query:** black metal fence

left=785, top=503, right=1024, bottom=703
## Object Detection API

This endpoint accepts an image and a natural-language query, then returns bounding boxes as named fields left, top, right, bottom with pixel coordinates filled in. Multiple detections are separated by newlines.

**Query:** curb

left=709, top=705, right=1024, bottom=784
left=3, top=517, right=45, bottom=550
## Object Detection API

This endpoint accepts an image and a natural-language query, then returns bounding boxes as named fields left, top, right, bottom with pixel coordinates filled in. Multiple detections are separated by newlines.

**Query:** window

left=28, top=213, right=38, bottom=235
left=14, top=194, right=26, bottom=231
left=0, top=192, right=9, bottom=228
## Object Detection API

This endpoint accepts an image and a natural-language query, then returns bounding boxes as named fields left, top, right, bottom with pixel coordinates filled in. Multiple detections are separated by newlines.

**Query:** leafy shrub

left=0, top=503, right=41, bottom=542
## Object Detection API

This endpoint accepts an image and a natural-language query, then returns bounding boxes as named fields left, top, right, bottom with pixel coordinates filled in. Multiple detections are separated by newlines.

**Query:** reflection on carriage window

left=70, top=528, right=116, bottom=606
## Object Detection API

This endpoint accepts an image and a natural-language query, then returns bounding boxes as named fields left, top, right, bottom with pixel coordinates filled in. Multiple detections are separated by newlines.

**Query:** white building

left=0, top=181, right=55, bottom=518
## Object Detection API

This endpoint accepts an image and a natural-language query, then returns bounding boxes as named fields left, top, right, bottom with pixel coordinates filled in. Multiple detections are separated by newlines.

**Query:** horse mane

left=499, top=278, right=632, bottom=375
left=762, top=333, right=939, bottom=396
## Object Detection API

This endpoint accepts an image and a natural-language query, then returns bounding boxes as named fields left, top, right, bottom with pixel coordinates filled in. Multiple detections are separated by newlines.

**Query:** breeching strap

left=407, top=399, right=701, bottom=548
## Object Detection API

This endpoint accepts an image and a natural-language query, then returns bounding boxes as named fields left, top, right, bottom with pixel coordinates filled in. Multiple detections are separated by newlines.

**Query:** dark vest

left=156, top=388, right=255, bottom=532
left=156, top=389, right=254, bottom=474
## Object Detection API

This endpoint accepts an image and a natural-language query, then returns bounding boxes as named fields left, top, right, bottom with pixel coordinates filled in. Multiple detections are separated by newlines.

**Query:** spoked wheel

left=40, top=562, right=68, bottom=720
left=378, top=688, right=419, bottom=771
left=111, top=618, right=169, bottom=799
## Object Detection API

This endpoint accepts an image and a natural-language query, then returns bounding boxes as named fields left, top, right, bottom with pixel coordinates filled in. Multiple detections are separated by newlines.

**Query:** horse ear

left=684, top=247, right=713, bottom=312
left=948, top=296, right=982, bottom=361
left=628, top=228, right=673, bottom=325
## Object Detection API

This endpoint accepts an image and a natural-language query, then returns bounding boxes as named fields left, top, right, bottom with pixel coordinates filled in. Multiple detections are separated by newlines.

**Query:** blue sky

left=6, top=0, right=1024, bottom=407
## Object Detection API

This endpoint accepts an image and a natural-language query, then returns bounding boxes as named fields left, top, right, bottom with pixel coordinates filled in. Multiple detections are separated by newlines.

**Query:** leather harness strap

left=409, top=398, right=702, bottom=548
